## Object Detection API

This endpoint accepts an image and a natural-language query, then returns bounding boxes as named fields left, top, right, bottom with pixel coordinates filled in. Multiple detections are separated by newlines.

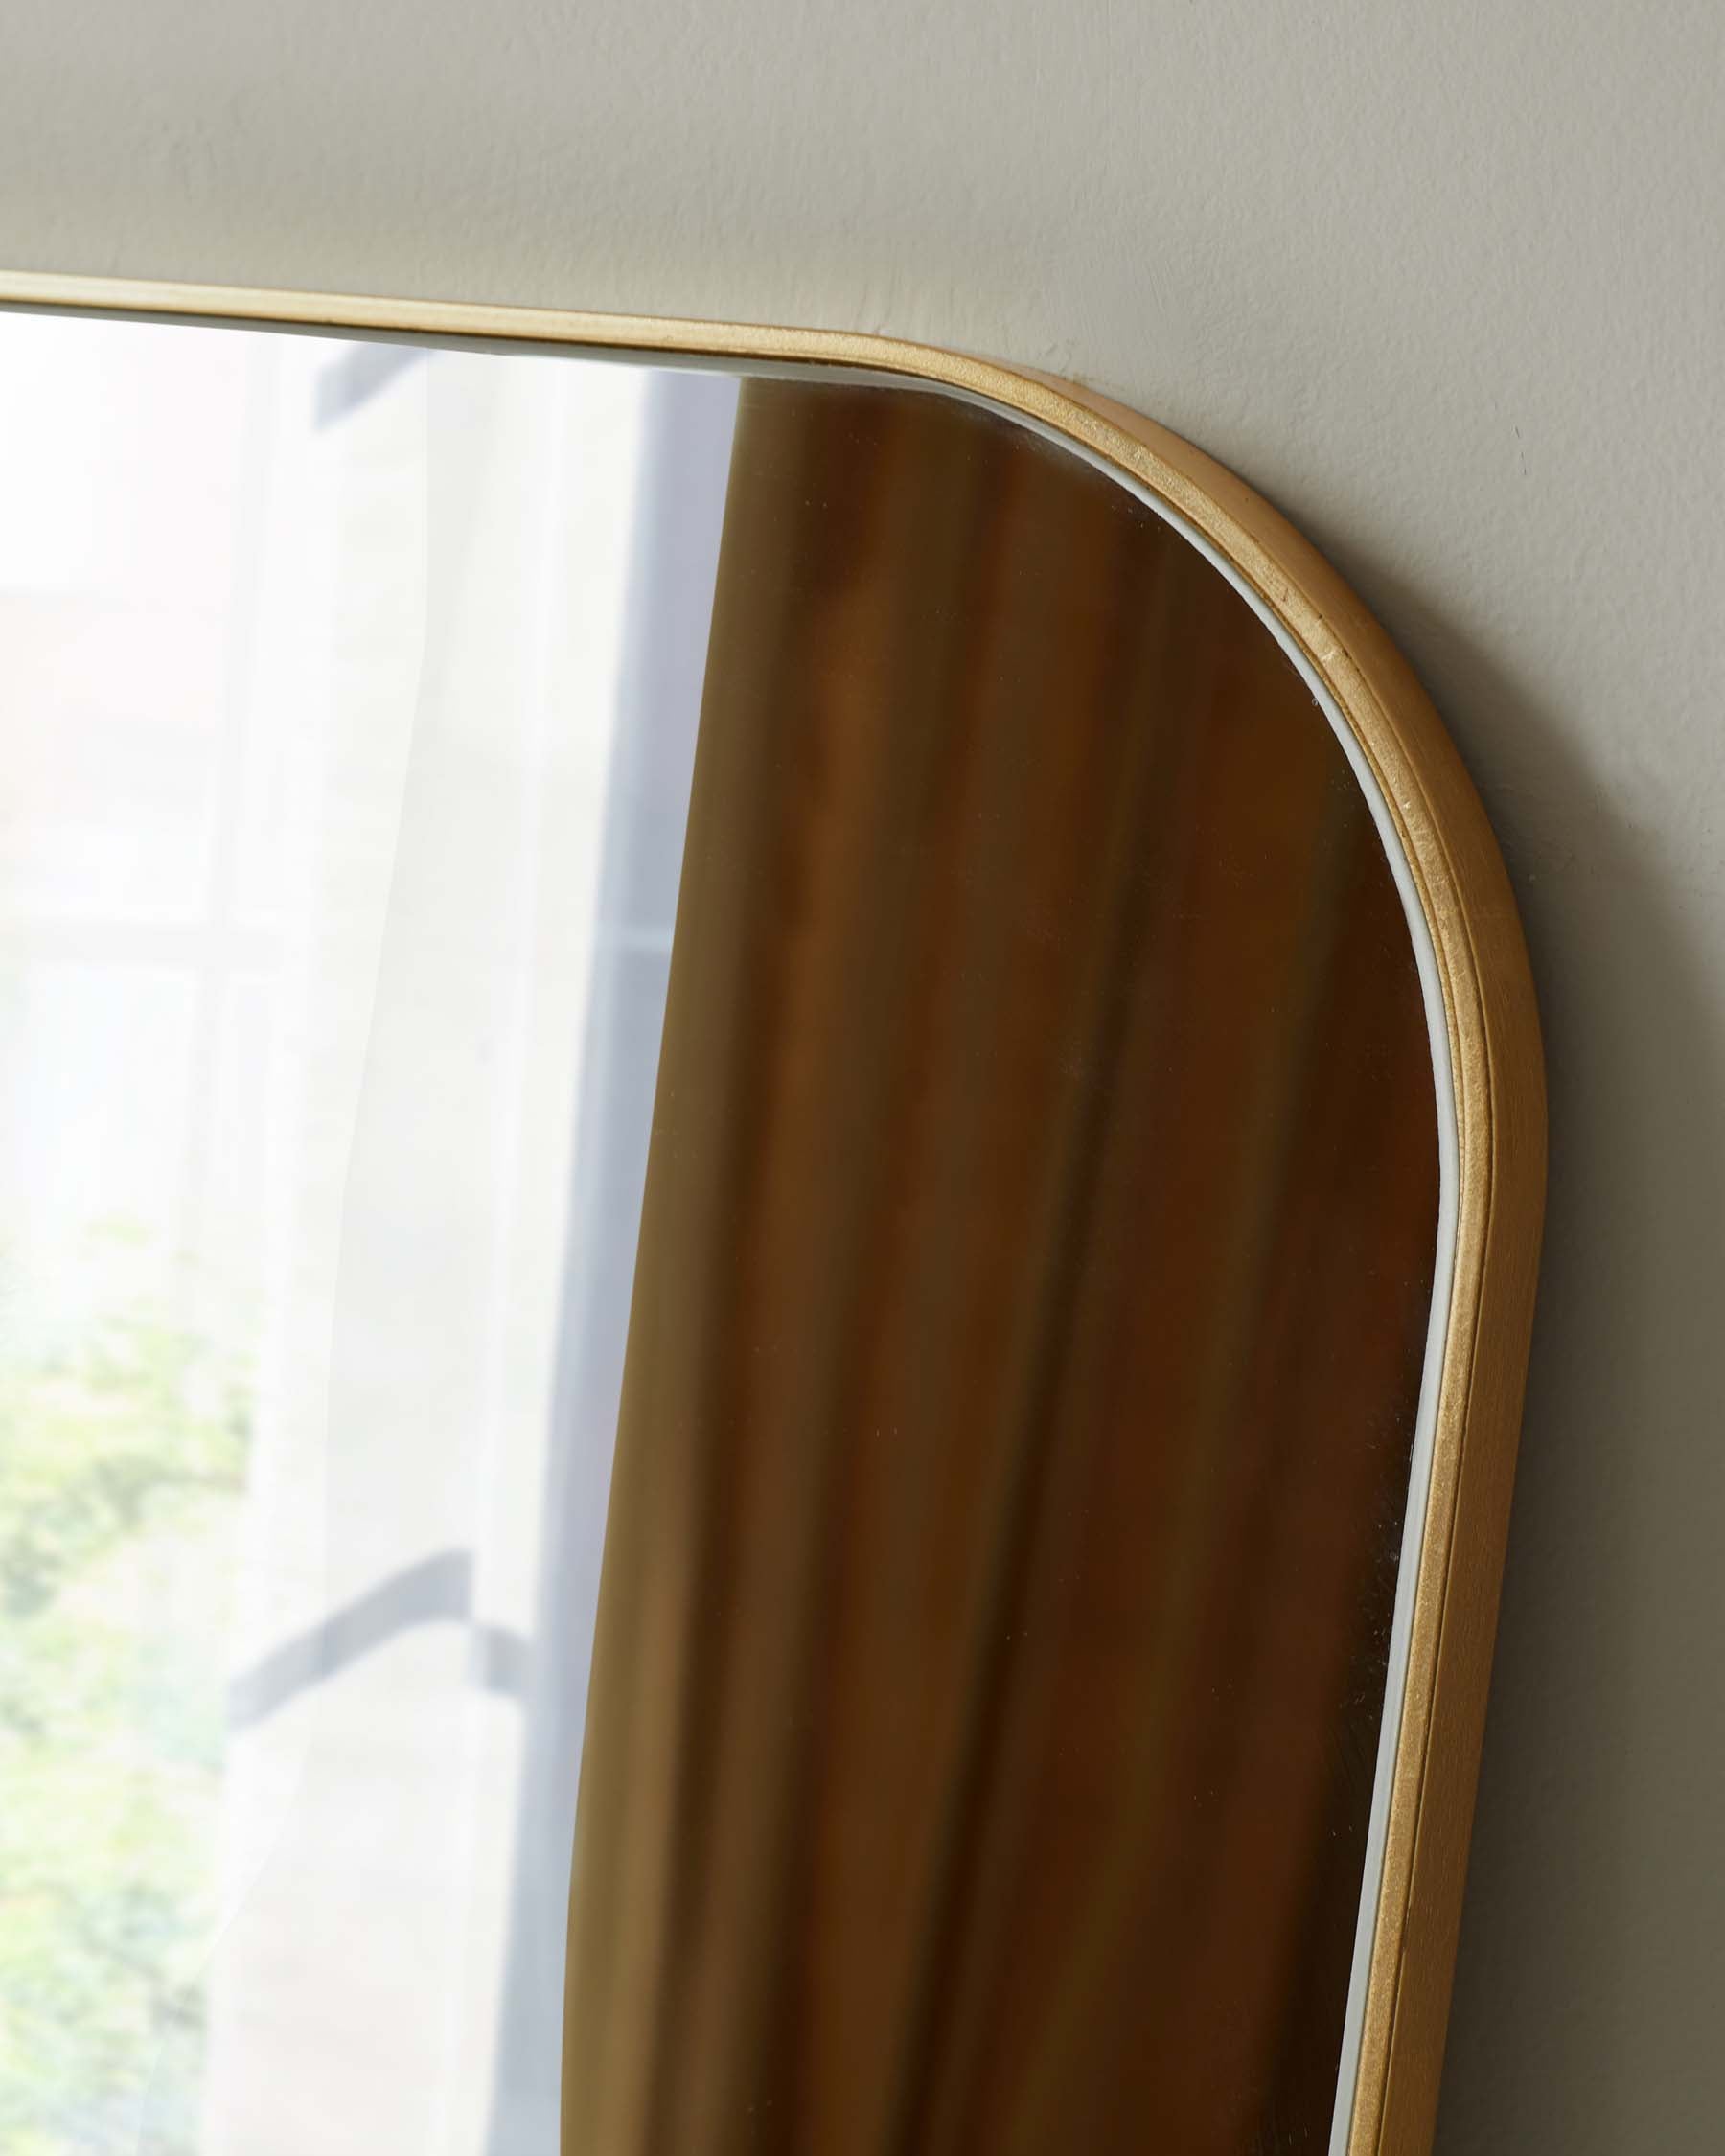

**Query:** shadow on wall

left=1315, top=546, right=1725, bottom=2156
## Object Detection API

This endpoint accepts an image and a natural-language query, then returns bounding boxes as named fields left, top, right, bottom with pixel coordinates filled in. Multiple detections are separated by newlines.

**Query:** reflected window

left=0, top=314, right=737, bottom=2154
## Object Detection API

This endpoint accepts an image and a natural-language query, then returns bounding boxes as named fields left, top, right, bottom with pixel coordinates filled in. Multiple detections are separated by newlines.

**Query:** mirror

left=0, top=287, right=1543, bottom=2156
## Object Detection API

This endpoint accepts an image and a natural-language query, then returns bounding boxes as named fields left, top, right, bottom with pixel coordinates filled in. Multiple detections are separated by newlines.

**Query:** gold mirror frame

left=0, top=269, right=1546, bottom=2156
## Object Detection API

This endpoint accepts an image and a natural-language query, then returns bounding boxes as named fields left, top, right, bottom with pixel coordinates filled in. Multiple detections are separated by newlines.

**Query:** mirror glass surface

left=0, top=310, right=1444, bottom=2155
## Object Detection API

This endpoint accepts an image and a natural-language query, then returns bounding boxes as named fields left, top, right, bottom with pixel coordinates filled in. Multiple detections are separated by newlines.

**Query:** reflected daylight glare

left=0, top=311, right=737, bottom=2153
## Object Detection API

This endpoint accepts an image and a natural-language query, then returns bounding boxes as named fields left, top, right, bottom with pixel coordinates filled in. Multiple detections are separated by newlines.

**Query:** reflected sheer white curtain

left=0, top=309, right=735, bottom=2156
left=203, top=349, right=738, bottom=2156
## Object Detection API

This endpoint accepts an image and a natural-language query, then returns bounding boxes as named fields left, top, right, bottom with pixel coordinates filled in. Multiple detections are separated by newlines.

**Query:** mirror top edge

left=0, top=271, right=1518, bottom=953
left=0, top=275, right=1387, bottom=681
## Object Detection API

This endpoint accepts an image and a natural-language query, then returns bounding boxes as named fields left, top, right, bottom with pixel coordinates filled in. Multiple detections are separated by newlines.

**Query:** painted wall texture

left=4, top=2, right=1720, bottom=2148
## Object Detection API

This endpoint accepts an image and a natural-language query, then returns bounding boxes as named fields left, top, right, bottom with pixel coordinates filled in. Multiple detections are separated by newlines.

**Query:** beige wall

left=5, top=4, right=1720, bottom=2147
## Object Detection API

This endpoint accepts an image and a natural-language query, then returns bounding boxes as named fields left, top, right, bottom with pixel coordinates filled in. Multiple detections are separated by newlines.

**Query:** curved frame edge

left=0, top=269, right=1548, bottom=2156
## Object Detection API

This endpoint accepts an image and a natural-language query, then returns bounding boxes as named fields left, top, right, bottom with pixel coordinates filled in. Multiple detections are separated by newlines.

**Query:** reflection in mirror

left=0, top=310, right=1442, bottom=2155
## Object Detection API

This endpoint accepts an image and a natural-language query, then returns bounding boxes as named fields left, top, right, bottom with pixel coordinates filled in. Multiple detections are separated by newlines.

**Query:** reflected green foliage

left=0, top=1298, right=250, bottom=2154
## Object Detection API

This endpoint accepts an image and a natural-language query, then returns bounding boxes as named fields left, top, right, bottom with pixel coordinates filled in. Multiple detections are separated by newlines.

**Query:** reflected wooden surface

left=565, top=379, right=1439, bottom=2154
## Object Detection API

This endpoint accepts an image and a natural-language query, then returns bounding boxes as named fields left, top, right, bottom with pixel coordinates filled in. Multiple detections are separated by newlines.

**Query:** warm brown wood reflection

left=564, top=379, right=1440, bottom=2154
